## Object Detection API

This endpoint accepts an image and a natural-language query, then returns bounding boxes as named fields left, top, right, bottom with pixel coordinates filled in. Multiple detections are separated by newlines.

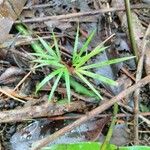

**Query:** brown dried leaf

left=0, top=0, right=27, bottom=43
left=0, top=66, right=25, bottom=85
left=84, top=118, right=110, bottom=141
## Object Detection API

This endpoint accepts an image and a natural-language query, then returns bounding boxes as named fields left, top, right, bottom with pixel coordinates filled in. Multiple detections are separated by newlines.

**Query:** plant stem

left=101, top=103, right=118, bottom=150
left=124, top=0, right=138, bottom=62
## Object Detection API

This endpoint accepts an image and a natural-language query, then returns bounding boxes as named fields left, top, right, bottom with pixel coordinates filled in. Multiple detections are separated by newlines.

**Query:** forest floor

left=0, top=0, right=150, bottom=150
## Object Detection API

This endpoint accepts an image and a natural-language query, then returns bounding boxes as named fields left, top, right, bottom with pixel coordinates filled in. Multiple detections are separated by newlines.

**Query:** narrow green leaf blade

left=38, top=36, right=57, bottom=58
left=75, top=71, right=103, bottom=99
left=78, top=30, right=96, bottom=57
left=33, top=63, right=53, bottom=69
left=73, top=25, right=80, bottom=62
left=31, top=53, right=55, bottom=60
left=32, top=59, right=64, bottom=67
left=48, top=71, right=63, bottom=101
left=52, top=32, right=61, bottom=61
left=75, top=46, right=107, bottom=68
left=78, top=70, right=117, bottom=86
left=33, top=63, right=64, bottom=69
left=64, top=69, right=71, bottom=103
left=36, top=68, right=62, bottom=93
left=81, top=56, right=135, bottom=70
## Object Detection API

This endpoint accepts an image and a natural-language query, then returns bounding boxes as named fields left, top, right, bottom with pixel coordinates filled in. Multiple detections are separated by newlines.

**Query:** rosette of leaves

left=32, top=26, right=134, bottom=102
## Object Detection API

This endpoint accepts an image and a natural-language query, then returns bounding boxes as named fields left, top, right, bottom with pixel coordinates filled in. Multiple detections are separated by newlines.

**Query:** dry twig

left=48, top=112, right=150, bottom=121
left=15, top=4, right=149, bottom=23
left=0, top=88, right=25, bottom=103
left=0, top=101, right=86, bottom=123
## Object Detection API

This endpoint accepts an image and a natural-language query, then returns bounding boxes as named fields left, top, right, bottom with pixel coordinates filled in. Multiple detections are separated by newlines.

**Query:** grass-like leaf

left=78, top=69, right=117, bottom=86
left=31, top=53, right=53, bottom=60
left=64, top=69, right=71, bottom=103
left=78, top=30, right=96, bottom=58
left=52, top=32, right=61, bottom=61
left=48, top=71, right=63, bottom=101
left=38, top=36, right=58, bottom=59
left=36, top=68, right=63, bottom=93
left=81, top=56, right=135, bottom=70
left=31, top=41, right=46, bottom=54
left=75, top=46, right=108, bottom=68
left=73, top=25, right=80, bottom=63
left=75, top=71, right=103, bottom=99
left=73, top=30, right=96, bottom=64
left=32, top=59, right=64, bottom=68
left=34, top=63, right=64, bottom=70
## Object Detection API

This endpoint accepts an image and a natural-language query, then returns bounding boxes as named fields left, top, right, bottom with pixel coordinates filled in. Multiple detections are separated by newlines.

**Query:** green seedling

left=32, top=26, right=135, bottom=102
left=16, top=25, right=100, bottom=101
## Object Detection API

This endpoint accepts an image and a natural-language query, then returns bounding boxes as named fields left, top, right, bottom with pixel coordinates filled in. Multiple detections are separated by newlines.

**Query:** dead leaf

left=110, top=124, right=130, bottom=146
left=0, top=66, right=25, bottom=85
left=0, top=0, right=27, bottom=43
left=10, top=118, right=109, bottom=150
left=0, top=17, right=13, bottom=42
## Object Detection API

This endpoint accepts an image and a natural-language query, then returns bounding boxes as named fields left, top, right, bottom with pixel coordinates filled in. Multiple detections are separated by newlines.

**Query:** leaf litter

left=0, top=0, right=149, bottom=150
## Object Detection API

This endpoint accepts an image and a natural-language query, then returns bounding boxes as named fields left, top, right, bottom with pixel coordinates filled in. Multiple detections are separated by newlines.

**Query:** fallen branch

left=48, top=112, right=150, bottom=121
left=32, top=74, right=150, bottom=150
left=15, top=4, right=149, bottom=23
left=0, top=101, right=86, bottom=123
